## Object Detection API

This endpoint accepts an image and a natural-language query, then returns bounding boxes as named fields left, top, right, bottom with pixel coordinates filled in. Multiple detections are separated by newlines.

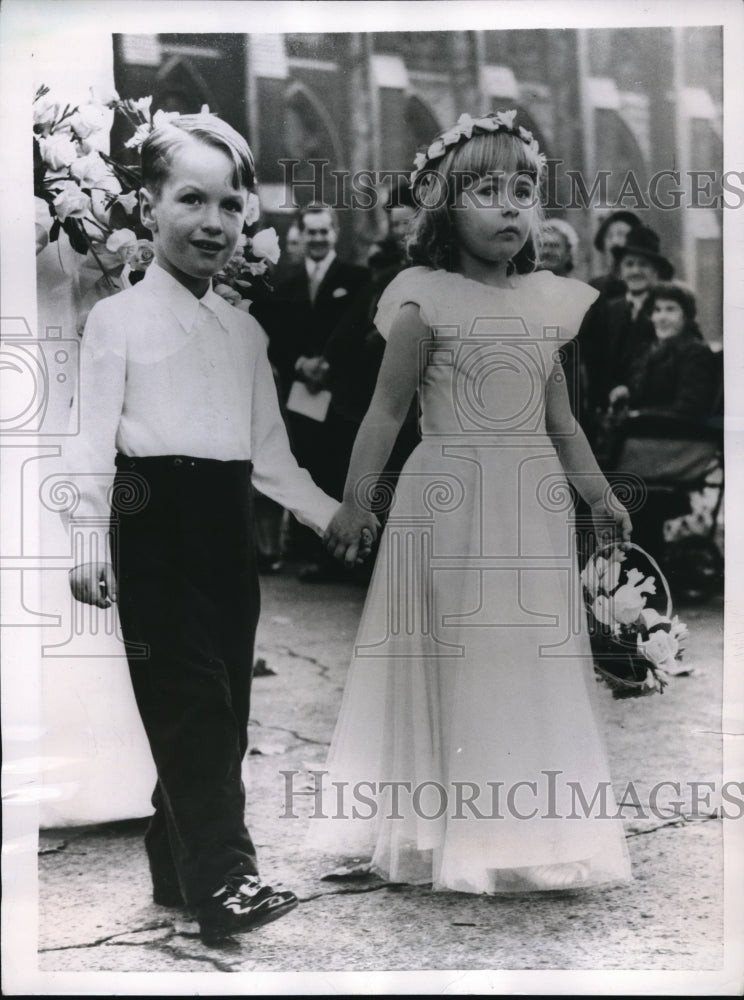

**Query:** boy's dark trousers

left=110, top=454, right=261, bottom=908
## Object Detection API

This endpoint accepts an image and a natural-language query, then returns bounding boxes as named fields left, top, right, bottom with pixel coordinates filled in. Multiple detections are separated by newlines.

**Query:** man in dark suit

left=258, top=204, right=369, bottom=580
left=571, top=225, right=675, bottom=443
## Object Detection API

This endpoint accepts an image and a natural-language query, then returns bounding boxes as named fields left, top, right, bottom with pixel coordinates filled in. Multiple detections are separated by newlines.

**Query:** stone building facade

left=111, top=27, right=724, bottom=338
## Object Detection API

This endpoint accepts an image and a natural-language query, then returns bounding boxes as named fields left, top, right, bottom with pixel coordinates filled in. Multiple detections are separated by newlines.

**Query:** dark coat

left=588, top=272, right=627, bottom=300
left=574, top=293, right=657, bottom=419
left=626, top=333, right=717, bottom=418
left=253, top=256, right=369, bottom=395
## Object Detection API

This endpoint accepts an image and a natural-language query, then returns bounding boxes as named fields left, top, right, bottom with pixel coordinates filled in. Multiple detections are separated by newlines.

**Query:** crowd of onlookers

left=213, top=195, right=723, bottom=586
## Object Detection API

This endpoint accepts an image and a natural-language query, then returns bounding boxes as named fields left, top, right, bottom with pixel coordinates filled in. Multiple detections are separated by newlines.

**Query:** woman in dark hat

left=588, top=209, right=643, bottom=298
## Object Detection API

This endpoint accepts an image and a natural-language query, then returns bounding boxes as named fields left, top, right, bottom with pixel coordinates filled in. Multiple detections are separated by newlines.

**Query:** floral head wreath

left=410, top=110, right=547, bottom=188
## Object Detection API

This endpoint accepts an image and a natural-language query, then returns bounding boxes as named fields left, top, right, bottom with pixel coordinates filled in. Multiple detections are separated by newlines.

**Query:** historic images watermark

left=281, top=769, right=744, bottom=822
left=278, top=160, right=743, bottom=212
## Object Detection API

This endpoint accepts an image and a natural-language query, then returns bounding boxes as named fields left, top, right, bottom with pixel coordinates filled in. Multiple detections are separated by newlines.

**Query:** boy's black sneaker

left=197, top=874, right=298, bottom=943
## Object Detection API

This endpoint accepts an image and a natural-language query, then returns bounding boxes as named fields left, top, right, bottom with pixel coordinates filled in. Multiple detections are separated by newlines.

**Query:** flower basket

left=582, top=543, right=688, bottom=698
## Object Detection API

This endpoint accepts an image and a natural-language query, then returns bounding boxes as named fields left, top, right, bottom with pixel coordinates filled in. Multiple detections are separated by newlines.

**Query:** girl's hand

left=324, top=502, right=380, bottom=568
left=68, top=562, right=117, bottom=608
left=590, top=494, right=632, bottom=552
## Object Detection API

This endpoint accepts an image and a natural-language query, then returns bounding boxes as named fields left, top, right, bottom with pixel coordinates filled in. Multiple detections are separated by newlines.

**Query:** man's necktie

left=308, top=261, right=322, bottom=304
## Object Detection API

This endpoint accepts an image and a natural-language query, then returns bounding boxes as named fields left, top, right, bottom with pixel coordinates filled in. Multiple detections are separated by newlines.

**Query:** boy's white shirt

left=64, top=261, right=340, bottom=561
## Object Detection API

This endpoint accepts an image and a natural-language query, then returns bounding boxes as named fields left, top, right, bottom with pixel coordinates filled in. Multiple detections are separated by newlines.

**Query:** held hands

left=69, top=562, right=117, bottom=608
left=324, top=501, right=380, bottom=569
left=296, top=356, right=330, bottom=394
left=590, top=494, right=633, bottom=552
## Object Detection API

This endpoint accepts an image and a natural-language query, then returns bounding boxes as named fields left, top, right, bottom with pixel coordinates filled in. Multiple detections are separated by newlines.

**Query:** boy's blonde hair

left=141, top=114, right=256, bottom=196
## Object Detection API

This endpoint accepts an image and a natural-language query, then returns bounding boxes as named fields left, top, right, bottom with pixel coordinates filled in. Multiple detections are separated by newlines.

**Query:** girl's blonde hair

left=407, top=129, right=546, bottom=273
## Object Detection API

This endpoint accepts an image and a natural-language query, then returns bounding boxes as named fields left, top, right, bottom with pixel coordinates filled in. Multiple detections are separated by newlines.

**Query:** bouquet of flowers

left=581, top=543, right=689, bottom=697
left=33, top=84, right=280, bottom=303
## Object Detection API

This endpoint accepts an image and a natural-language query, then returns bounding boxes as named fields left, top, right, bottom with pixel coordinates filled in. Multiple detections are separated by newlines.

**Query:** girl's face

left=651, top=298, right=686, bottom=339
left=451, top=170, right=536, bottom=273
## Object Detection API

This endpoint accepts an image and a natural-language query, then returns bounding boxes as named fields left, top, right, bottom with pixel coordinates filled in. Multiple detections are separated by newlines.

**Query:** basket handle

left=591, top=541, right=673, bottom=619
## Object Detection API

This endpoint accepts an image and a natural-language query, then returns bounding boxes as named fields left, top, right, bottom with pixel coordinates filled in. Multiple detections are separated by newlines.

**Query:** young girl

left=309, top=111, right=634, bottom=894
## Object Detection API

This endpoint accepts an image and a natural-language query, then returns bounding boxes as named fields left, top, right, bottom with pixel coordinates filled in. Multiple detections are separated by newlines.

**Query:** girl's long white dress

left=307, top=267, right=632, bottom=893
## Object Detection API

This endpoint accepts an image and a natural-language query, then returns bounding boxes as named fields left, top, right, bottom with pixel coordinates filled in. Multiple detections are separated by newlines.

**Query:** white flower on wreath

left=413, top=152, right=428, bottom=172
left=52, top=181, right=91, bottom=222
left=494, top=109, right=518, bottom=129
left=250, top=227, right=281, bottom=265
left=426, top=138, right=447, bottom=160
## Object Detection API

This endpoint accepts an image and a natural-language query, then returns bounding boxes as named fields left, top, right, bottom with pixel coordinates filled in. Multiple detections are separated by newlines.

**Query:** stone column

left=342, top=33, right=381, bottom=265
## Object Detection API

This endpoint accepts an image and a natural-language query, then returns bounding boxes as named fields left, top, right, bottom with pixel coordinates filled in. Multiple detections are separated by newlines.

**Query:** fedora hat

left=612, top=226, right=674, bottom=280
left=593, top=210, right=642, bottom=251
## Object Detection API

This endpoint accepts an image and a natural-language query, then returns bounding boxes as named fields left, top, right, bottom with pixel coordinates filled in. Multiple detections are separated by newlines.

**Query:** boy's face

left=140, top=136, right=248, bottom=297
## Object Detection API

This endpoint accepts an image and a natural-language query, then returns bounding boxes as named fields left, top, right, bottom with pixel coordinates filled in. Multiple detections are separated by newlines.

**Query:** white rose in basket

left=637, top=630, right=678, bottom=669
left=611, top=567, right=656, bottom=625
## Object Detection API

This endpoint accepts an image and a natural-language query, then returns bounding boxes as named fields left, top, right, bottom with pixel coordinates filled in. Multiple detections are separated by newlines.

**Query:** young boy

left=64, top=114, right=374, bottom=942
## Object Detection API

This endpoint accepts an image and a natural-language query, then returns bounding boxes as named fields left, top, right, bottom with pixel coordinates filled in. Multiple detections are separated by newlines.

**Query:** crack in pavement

left=299, top=882, right=399, bottom=903
left=625, top=813, right=720, bottom=837
left=273, top=644, right=334, bottom=682
left=40, top=923, right=242, bottom=973
left=249, top=717, right=329, bottom=747
left=160, top=938, right=244, bottom=972
left=38, top=919, right=173, bottom=953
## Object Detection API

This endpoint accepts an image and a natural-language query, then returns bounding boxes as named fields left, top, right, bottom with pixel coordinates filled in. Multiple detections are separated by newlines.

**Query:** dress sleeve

left=373, top=267, right=437, bottom=340
left=530, top=272, right=600, bottom=344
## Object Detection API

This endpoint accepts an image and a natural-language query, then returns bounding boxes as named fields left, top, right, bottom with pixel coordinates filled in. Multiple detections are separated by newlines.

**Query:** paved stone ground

left=27, top=572, right=742, bottom=990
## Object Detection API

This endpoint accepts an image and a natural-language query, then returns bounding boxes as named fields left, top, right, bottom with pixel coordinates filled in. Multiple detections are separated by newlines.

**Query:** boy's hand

left=324, top=503, right=379, bottom=569
left=69, top=562, right=118, bottom=608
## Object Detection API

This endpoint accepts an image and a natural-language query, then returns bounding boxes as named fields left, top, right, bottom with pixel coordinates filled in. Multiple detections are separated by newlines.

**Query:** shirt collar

left=142, top=260, right=227, bottom=332
left=305, top=249, right=336, bottom=282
